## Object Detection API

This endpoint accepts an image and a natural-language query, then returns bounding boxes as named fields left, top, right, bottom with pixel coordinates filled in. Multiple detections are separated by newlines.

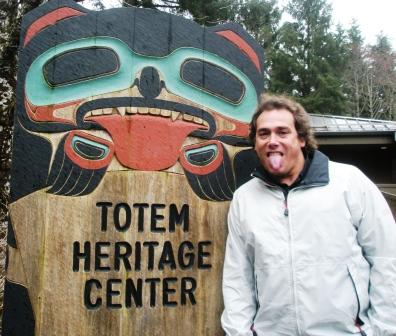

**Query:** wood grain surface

left=10, top=170, right=229, bottom=336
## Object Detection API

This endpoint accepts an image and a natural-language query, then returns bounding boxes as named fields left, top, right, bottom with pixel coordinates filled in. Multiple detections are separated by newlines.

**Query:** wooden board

left=3, top=0, right=264, bottom=335
left=10, top=171, right=230, bottom=335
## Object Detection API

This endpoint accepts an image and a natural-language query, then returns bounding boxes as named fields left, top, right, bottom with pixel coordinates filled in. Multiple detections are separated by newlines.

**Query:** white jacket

left=221, top=151, right=396, bottom=336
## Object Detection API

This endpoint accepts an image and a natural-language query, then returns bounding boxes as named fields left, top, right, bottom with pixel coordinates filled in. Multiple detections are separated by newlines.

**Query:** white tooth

left=92, top=109, right=102, bottom=116
left=85, top=111, right=92, bottom=117
left=117, top=107, right=126, bottom=116
left=183, top=114, right=193, bottom=121
left=130, top=107, right=138, bottom=114
left=149, top=108, right=160, bottom=115
left=103, top=108, right=113, bottom=115
left=193, top=116, right=203, bottom=124
left=125, top=106, right=131, bottom=113
left=171, top=111, right=180, bottom=121
left=161, top=109, right=171, bottom=117
left=139, top=107, right=148, bottom=114
left=203, top=120, right=209, bottom=127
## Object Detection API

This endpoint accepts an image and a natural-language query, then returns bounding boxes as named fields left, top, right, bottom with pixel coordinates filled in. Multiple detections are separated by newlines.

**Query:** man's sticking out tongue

left=268, top=152, right=283, bottom=171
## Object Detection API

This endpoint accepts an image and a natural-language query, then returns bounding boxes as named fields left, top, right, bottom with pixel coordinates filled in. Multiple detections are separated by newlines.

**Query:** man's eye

left=278, top=130, right=289, bottom=137
left=257, top=132, right=269, bottom=138
left=43, top=47, right=119, bottom=86
left=180, top=59, right=245, bottom=103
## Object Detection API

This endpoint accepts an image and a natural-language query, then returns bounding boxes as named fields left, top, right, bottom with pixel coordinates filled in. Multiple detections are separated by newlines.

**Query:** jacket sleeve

left=354, top=170, right=396, bottom=336
left=221, top=193, right=257, bottom=336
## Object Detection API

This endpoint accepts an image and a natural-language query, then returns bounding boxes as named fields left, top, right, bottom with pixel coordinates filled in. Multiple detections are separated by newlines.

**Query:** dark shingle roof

left=310, top=114, right=396, bottom=134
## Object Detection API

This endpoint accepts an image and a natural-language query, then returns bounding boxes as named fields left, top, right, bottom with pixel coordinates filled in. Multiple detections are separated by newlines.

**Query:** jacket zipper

left=356, top=324, right=367, bottom=336
left=282, top=186, right=328, bottom=334
left=284, top=198, right=289, bottom=217
left=349, top=268, right=366, bottom=336
left=283, top=190, right=301, bottom=335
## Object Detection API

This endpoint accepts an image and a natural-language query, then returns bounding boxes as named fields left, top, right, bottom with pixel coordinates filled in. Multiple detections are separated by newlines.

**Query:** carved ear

left=21, top=0, right=88, bottom=47
left=47, top=131, right=113, bottom=196
left=180, top=140, right=235, bottom=201
left=208, top=23, right=264, bottom=73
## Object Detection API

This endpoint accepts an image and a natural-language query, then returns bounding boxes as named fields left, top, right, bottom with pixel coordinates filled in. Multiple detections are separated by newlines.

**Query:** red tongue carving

left=91, top=114, right=204, bottom=170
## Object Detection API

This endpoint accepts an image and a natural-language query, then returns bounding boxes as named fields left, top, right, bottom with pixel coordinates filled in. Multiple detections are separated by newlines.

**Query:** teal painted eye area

left=71, top=136, right=109, bottom=160
left=43, top=47, right=119, bottom=86
left=26, top=37, right=258, bottom=122
left=181, top=59, right=245, bottom=104
left=185, top=144, right=218, bottom=166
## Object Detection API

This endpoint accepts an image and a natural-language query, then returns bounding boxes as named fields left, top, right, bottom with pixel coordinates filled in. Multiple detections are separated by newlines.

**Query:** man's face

left=254, top=108, right=306, bottom=184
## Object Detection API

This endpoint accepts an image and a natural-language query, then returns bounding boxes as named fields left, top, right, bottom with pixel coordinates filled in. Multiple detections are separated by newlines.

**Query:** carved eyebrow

left=215, top=30, right=261, bottom=72
left=24, top=7, right=85, bottom=46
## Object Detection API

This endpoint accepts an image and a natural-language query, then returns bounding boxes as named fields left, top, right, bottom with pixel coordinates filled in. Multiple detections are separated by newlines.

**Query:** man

left=221, top=94, right=396, bottom=336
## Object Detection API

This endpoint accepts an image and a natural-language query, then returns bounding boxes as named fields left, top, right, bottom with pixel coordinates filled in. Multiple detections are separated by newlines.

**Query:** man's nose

left=138, top=66, right=162, bottom=99
left=268, top=133, right=279, bottom=146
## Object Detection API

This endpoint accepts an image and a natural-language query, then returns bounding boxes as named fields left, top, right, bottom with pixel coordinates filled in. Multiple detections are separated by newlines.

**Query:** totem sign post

left=3, top=1, right=264, bottom=335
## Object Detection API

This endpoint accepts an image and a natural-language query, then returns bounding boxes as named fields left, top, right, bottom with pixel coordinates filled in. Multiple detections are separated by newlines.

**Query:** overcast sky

left=277, top=0, right=396, bottom=47
left=329, top=0, right=396, bottom=47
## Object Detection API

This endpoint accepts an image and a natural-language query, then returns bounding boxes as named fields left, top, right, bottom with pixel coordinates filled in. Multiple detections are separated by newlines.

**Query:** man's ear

left=299, top=137, right=306, bottom=148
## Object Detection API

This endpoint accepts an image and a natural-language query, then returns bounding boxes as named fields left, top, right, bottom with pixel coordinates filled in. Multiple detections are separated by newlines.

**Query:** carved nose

left=138, top=66, right=161, bottom=99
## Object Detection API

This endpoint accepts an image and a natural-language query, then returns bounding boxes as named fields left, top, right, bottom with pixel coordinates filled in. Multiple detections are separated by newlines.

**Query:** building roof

left=378, top=185, right=396, bottom=199
left=310, top=114, right=396, bottom=134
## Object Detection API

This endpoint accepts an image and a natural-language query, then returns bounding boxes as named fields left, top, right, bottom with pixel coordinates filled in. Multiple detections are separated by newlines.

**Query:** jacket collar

left=252, top=150, right=330, bottom=188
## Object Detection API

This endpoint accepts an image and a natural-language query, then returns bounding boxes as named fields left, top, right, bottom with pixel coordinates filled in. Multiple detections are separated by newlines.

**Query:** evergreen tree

left=269, top=0, right=347, bottom=114
left=179, top=0, right=235, bottom=24
left=234, top=0, right=280, bottom=48
left=233, top=0, right=281, bottom=87
left=121, top=0, right=236, bottom=25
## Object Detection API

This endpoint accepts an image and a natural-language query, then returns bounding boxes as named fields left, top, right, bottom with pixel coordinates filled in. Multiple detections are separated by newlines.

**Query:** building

left=311, top=114, right=396, bottom=213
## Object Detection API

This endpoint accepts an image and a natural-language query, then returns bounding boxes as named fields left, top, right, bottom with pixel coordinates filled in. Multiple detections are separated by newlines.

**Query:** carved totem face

left=13, top=0, right=264, bottom=202
left=6, top=2, right=265, bottom=334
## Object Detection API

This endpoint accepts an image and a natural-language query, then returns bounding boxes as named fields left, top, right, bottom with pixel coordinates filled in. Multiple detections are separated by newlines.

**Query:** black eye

left=43, top=47, right=119, bottom=86
left=73, top=140, right=107, bottom=160
left=181, top=59, right=245, bottom=103
left=185, top=146, right=217, bottom=166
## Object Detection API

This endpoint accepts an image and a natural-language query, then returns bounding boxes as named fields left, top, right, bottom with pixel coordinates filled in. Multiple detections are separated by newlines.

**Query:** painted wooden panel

left=3, top=1, right=264, bottom=335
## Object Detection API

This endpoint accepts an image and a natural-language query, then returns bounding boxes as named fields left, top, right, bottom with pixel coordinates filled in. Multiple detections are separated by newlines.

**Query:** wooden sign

left=3, top=1, right=263, bottom=335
